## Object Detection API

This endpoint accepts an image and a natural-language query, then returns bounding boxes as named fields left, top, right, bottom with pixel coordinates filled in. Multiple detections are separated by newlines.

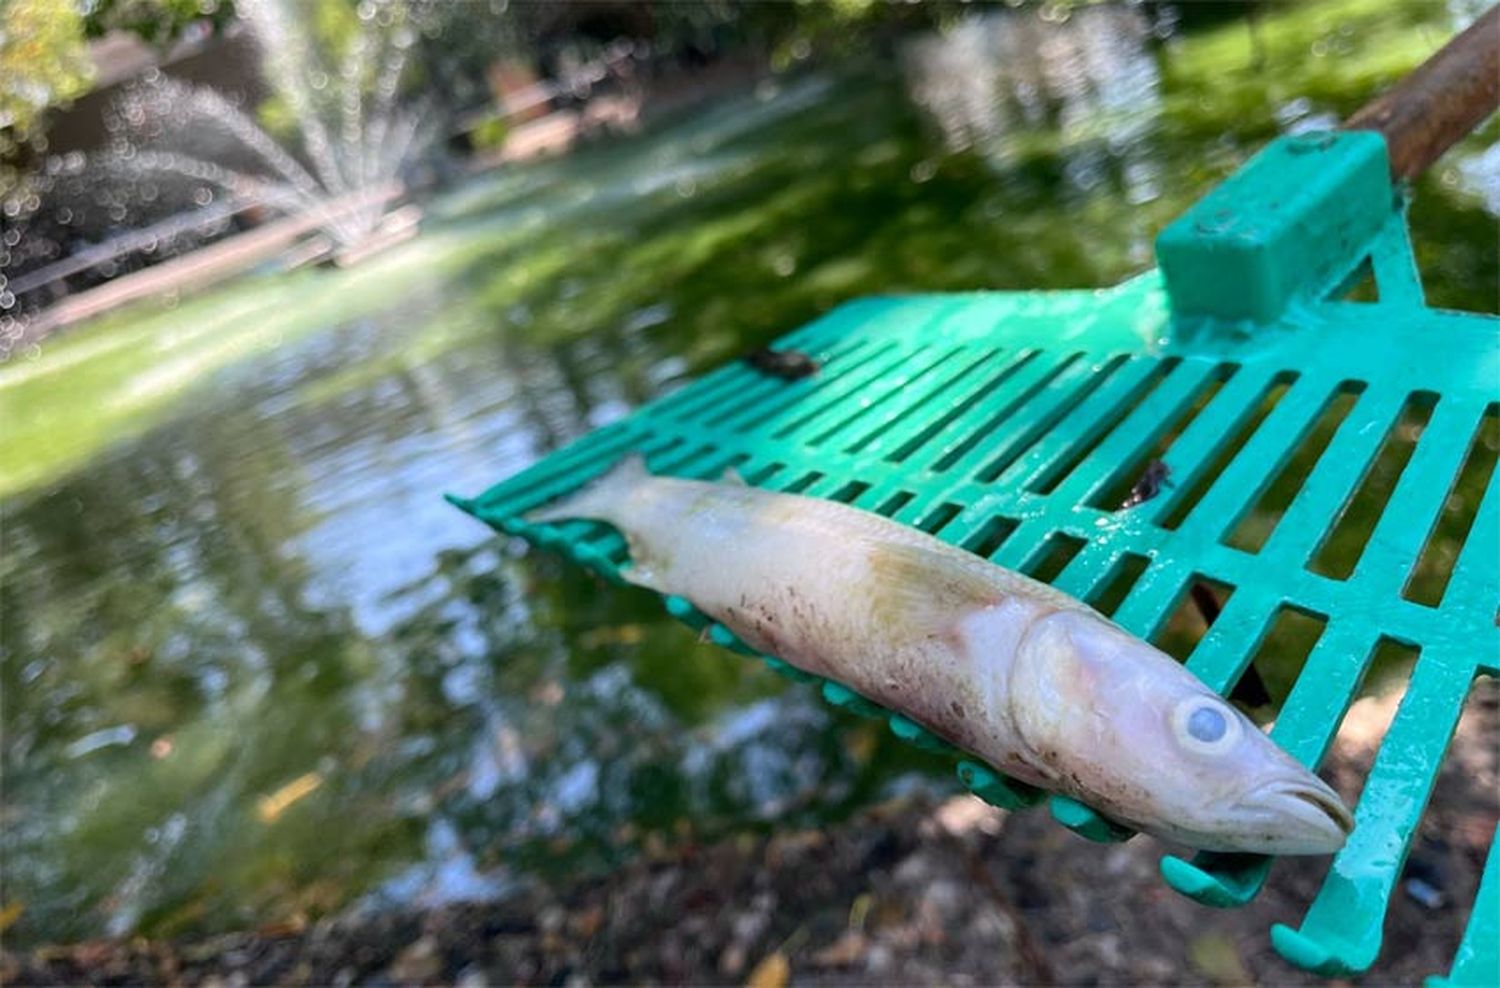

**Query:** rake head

left=453, top=116, right=1497, bottom=982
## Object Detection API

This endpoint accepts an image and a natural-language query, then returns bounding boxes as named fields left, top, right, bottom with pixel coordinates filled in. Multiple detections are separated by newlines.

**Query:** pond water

left=2, top=1, right=1495, bottom=945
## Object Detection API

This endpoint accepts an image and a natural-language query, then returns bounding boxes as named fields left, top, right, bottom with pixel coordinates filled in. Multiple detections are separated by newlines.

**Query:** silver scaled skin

left=530, top=455, right=1354, bottom=854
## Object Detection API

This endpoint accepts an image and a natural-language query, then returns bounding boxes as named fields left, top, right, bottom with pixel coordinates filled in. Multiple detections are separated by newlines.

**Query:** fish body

left=529, top=455, right=1353, bottom=854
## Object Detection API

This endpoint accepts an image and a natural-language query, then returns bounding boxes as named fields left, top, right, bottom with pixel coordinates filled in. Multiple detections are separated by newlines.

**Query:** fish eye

left=1172, top=697, right=1242, bottom=754
left=1188, top=706, right=1226, bottom=742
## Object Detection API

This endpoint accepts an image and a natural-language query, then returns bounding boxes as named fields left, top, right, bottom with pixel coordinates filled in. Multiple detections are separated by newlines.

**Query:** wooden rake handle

left=1343, top=4, right=1500, bottom=181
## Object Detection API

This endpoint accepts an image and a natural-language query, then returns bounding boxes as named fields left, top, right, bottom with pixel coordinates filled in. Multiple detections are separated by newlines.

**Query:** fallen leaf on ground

left=1187, top=932, right=1251, bottom=986
left=745, top=950, right=789, bottom=988
left=811, top=931, right=867, bottom=968
left=256, top=772, right=323, bottom=823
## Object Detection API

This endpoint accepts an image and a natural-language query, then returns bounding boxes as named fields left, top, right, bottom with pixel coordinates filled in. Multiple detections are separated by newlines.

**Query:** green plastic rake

left=452, top=12, right=1499, bottom=980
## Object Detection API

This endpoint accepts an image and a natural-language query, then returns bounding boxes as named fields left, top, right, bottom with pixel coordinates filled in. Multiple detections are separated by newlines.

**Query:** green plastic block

left=1157, top=131, right=1391, bottom=323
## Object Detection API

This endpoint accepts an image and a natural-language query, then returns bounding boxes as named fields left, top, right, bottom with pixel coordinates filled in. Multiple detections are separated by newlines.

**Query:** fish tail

left=525, top=453, right=651, bottom=524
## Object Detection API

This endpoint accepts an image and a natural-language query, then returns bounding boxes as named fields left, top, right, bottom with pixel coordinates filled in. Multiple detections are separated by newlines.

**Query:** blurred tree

left=1, top=0, right=233, bottom=198
left=80, top=0, right=237, bottom=46
left=412, top=0, right=973, bottom=117
left=0, top=0, right=93, bottom=184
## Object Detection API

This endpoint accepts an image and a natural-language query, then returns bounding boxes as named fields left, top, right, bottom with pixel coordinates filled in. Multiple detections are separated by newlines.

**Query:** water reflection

left=902, top=6, right=1162, bottom=206
left=2, top=0, right=1492, bottom=946
left=0, top=249, right=933, bottom=942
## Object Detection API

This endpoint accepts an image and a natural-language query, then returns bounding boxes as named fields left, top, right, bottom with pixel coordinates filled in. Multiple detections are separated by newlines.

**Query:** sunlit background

left=1, top=0, right=1496, bottom=951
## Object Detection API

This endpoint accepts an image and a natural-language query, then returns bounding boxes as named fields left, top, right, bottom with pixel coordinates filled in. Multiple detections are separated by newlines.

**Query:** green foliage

left=2, top=0, right=236, bottom=194
left=307, top=0, right=360, bottom=60
left=253, top=92, right=297, bottom=140
left=469, top=116, right=509, bottom=151
left=0, top=0, right=93, bottom=187
left=250, top=1, right=420, bottom=147
left=80, top=0, right=237, bottom=46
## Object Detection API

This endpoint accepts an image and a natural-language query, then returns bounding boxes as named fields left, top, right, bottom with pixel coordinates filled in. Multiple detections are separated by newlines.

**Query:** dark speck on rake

left=745, top=347, right=820, bottom=380
left=1122, top=458, right=1173, bottom=508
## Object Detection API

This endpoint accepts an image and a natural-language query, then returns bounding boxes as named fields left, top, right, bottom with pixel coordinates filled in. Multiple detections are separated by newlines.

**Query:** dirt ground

left=7, top=681, right=1495, bottom=988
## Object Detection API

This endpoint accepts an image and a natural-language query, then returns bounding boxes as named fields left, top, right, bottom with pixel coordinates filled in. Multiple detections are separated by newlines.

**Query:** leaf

left=256, top=772, right=323, bottom=823
left=1187, top=932, right=1251, bottom=986
left=745, top=950, right=790, bottom=988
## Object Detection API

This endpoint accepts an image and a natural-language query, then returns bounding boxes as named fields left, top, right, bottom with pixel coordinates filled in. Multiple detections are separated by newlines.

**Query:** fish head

left=1005, top=609, right=1352, bottom=854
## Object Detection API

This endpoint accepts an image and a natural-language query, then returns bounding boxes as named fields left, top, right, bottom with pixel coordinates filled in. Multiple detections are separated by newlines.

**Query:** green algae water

left=2, top=1, right=1495, bottom=945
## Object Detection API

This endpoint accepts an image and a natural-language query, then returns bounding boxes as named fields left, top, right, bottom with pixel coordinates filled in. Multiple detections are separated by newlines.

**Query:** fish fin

left=867, top=541, right=1003, bottom=638
left=620, top=561, right=664, bottom=592
left=526, top=453, right=650, bottom=524
left=616, top=529, right=667, bottom=591
left=720, top=466, right=747, bottom=486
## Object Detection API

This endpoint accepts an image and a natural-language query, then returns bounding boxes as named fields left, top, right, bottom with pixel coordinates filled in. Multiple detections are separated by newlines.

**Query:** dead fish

left=528, top=456, right=1353, bottom=854
left=745, top=347, right=819, bottom=380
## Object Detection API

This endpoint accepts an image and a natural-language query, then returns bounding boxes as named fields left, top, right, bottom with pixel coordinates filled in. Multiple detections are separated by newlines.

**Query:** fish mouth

left=1241, top=777, right=1354, bottom=854
left=1280, top=783, right=1355, bottom=835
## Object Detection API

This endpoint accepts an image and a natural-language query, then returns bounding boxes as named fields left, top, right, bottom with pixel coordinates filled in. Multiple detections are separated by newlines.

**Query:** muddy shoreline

left=7, top=683, right=1495, bottom=987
